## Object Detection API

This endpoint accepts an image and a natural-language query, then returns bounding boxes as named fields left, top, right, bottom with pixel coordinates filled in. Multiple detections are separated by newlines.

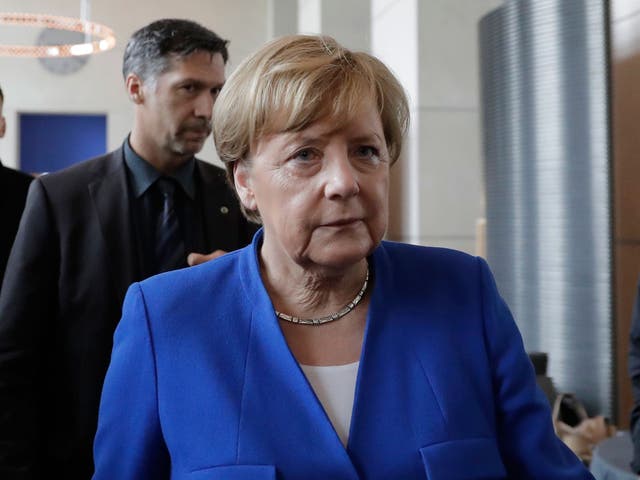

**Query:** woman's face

left=234, top=99, right=389, bottom=272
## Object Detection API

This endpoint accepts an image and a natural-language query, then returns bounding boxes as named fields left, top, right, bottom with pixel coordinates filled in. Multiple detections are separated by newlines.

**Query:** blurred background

left=0, top=0, right=637, bottom=429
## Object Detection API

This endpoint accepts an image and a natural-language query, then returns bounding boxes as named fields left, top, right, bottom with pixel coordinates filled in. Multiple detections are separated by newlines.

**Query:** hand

left=187, top=250, right=227, bottom=266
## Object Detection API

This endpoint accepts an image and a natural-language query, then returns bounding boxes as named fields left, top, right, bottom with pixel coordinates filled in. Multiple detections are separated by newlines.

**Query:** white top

left=299, top=361, right=360, bottom=447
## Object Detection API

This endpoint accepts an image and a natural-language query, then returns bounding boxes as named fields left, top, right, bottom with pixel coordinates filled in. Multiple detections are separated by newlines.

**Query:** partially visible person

left=628, top=273, right=640, bottom=473
left=92, top=35, right=594, bottom=479
left=0, top=85, right=33, bottom=287
left=0, top=19, right=256, bottom=479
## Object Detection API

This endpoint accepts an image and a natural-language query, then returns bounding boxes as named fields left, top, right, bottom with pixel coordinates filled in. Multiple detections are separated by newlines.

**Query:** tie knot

left=156, top=177, right=176, bottom=197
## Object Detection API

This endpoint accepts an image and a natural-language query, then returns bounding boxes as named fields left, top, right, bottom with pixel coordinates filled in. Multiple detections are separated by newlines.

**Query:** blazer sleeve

left=0, top=179, right=60, bottom=477
left=477, top=257, right=594, bottom=479
left=92, top=283, right=170, bottom=480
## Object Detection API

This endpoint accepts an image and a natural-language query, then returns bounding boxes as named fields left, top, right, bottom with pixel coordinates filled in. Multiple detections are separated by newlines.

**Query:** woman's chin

left=307, top=243, right=375, bottom=270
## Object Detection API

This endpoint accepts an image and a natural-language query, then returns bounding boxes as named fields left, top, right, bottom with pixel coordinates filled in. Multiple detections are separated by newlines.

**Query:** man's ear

left=0, top=115, right=6, bottom=139
left=233, top=161, right=257, bottom=212
left=125, top=74, right=145, bottom=104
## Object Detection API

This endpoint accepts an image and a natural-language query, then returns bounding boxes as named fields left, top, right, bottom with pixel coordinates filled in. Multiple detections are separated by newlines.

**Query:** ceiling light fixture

left=0, top=8, right=116, bottom=58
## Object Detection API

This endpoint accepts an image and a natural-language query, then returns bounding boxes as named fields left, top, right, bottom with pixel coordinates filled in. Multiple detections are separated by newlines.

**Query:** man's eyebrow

left=174, top=78, right=223, bottom=88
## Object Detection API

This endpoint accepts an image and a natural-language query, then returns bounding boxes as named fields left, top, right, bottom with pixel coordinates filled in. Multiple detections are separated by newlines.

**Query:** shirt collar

left=123, top=137, right=196, bottom=199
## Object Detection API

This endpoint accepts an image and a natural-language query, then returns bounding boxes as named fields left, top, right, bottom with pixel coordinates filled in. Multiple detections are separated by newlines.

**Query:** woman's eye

left=355, top=146, right=379, bottom=160
left=292, top=148, right=317, bottom=162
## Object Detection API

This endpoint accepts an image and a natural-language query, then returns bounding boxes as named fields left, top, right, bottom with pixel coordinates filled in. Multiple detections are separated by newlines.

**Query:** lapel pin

left=220, top=206, right=229, bottom=214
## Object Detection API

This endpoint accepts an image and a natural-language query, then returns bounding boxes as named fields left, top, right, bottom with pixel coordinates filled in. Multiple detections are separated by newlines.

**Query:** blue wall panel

left=19, top=113, right=107, bottom=174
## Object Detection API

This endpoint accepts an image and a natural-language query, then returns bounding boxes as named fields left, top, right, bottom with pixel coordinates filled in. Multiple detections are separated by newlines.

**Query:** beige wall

left=372, top=0, right=502, bottom=252
left=414, top=0, right=501, bottom=253
left=611, top=0, right=640, bottom=428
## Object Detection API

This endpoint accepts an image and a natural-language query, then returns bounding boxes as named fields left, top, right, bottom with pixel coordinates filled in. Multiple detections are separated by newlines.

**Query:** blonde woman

left=92, top=35, right=594, bottom=479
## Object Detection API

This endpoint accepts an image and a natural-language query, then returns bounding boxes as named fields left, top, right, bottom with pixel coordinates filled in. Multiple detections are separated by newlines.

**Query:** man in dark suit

left=0, top=85, right=33, bottom=287
left=0, top=19, right=257, bottom=479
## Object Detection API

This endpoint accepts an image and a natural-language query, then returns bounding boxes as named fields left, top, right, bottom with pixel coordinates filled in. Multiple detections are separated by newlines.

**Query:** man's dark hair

left=0, top=85, right=3, bottom=102
left=122, top=19, right=229, bottom=82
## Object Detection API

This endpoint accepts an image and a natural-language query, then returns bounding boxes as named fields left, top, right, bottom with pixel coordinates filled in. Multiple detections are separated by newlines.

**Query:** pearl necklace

left=275, top=267, right=369, bottom=325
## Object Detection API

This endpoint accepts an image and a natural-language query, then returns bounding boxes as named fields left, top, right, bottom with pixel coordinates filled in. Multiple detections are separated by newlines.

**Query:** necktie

left=154, top=177, right=186, bottom=274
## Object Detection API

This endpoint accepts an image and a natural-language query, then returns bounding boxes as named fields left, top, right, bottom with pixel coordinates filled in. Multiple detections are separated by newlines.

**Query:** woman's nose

left=323, top=154, right=360, bottom=199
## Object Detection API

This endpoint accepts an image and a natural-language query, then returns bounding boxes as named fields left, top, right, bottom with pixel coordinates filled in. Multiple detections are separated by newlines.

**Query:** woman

left=92, top=35, right=594, bottom=479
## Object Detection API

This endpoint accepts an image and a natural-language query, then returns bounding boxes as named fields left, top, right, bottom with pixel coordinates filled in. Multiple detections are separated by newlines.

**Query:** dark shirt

left=123, top=139, right=206, bottom=277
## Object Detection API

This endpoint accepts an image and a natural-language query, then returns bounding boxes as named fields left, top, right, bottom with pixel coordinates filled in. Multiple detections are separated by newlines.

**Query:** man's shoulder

left=27, top=148, right=125, bottom=210
left=39, top=148, right=123, bottom=189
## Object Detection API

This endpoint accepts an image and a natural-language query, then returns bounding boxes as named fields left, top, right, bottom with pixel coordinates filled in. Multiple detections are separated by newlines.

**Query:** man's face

left=139, top=51, right=225, bottom=159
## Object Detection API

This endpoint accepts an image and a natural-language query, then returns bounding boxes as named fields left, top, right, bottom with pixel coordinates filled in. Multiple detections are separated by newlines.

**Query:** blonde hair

left=213, top=34, right=410, bottom=222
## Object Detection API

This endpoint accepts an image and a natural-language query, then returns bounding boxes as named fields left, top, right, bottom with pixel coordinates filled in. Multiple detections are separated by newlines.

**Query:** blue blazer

left=93, top=231, right=593, bottom=479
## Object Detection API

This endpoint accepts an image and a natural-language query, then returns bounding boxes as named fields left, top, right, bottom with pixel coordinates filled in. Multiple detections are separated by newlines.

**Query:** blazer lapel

left=236, top=237, right=360, bottom=479
left=346, top=245, right=449, bottom=478
left=88, top=149, right=139, bottom=309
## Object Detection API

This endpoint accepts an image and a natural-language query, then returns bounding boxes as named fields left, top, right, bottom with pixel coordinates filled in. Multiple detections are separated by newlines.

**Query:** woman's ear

left=233, top=161, right=258, bottom=212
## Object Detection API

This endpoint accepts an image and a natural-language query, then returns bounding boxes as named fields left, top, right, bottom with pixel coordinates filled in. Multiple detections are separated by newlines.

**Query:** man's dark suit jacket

left=0, top=147, right=257, bottom=479
left=0, top=161, right=33, bottom=287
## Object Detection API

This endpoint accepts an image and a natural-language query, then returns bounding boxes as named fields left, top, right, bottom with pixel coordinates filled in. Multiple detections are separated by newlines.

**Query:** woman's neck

left=260, top=255, right=369, bottom=321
